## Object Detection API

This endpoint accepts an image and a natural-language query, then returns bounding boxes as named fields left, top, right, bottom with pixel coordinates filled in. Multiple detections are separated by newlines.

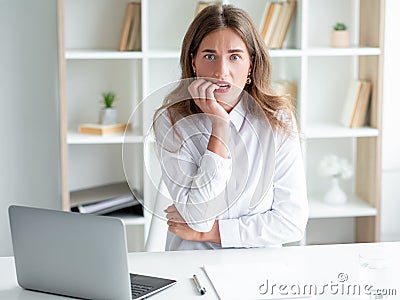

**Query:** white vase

left=323, top=177, right=347, bottom=205
left=99, top=107, right=117, bottom=125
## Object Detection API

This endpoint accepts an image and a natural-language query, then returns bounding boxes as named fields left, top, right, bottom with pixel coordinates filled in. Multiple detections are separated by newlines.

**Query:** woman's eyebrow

left=227, top=49, right=245, bottom=53
left=200, top=49, right=245, bottom=53
left=201, top=49, right=217, bottom=53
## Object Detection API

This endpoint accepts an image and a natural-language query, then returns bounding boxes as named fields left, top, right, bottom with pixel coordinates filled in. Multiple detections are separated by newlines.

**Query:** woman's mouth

left=214, top=81, right=231, bottom=93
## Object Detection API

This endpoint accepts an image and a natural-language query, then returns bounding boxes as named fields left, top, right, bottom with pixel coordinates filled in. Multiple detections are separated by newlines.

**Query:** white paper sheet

left=203, top=262, right=312, bottom=300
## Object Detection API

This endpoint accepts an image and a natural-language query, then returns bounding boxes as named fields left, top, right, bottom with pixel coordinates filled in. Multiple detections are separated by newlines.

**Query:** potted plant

left=330, top=22, right=350, bottom=47
left=99, top=91, right=117, bottom=125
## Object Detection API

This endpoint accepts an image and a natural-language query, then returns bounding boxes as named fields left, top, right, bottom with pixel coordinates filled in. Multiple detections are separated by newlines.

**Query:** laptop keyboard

left=131, top=283, right=153, bottom=299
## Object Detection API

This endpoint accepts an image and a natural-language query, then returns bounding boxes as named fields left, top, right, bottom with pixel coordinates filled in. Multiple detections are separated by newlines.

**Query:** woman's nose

left=213, top=58, right=229, bottom=78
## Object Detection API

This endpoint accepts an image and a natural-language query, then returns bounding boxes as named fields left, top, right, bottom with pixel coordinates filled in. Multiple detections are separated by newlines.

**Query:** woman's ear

left=191, top=53, right=196, bottom=75
left=249, top=55, right=254, bottom=72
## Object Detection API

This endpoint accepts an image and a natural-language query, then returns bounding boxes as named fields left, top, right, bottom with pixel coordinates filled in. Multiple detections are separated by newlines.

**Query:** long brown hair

left=153, top=4, right=295, bottom=135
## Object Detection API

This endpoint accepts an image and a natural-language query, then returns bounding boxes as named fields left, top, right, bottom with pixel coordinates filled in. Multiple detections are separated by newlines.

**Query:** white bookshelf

left=65, top=49, right=144, bottom=60
left=305, top=47, right=380, bottom=56
left=308, top=196, right=377, bottom=219
left=267, top=47, right=381, bottom=57
left=60, top=0, right=384, bottom=248
left=303, top=123, right=379, bottom=139
left=269, top=49, right=302, bottom=57
left=67, top=132, right=144, bottom=145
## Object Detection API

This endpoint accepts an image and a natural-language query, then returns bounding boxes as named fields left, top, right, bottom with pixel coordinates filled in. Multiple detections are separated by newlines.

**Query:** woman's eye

left=231, top=54, right=240, bottom=61
left=205, top=54, right=215, bottom=60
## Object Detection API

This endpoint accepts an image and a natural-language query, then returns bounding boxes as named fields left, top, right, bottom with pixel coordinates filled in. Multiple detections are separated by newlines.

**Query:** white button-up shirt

left=154, top=99, right=308, bottom=250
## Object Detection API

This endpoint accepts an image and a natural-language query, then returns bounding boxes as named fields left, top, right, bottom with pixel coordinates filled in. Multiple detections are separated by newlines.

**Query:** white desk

left=1, top=242, right=399, bottom=300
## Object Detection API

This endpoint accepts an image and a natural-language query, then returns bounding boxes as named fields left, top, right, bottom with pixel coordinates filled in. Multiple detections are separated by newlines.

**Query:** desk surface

left=1, top=242, right=399, bottom=300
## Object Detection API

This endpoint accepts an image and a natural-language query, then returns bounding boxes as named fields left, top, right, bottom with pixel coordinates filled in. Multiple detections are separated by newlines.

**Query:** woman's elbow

left=287, top=214, right=308, bottom=243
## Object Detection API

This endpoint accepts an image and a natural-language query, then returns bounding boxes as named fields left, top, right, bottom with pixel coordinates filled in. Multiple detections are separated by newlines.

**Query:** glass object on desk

left=358, top=252, right=393, bottom=299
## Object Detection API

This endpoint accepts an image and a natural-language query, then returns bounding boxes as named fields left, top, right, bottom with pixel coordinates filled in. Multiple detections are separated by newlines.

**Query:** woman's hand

left=164, top=204, right=186, bottom=223
left=164, top=204, right=221, bottom=244
left=188, top=78, right=230, bottom=158
left=188, top=78, right=230, bottom=124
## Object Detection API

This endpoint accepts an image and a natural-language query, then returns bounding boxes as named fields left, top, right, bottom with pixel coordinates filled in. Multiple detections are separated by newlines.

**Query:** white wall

left=381, top=0, right=400, bottom=241
left=0, top=0, right=62, bottom=255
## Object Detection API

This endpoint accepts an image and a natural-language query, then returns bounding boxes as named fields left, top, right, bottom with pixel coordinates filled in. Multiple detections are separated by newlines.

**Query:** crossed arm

left=164, top=204, right=221, bottom=244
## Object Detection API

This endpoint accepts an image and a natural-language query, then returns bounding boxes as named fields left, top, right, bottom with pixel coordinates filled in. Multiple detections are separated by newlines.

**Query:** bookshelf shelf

left=308, top=196, right=377, bottom=219
left=67, top=131, right=144, bottom=145
left=304, top=47, right=381, bottom=57
left=65, top=49, right=144, bottom=60
left=61, top=0, right=384, bottom=248
left=303, top=123, right=379, bottom=139
left=147, top=50, right=181, bottom=58
left=269, top=49, right=302, bottom=57
left=268, top=47, right=380, bottom=58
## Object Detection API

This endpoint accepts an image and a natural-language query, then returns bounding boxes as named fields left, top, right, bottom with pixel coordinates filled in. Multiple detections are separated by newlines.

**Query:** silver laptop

left=8, top=205, right=176, bottom=300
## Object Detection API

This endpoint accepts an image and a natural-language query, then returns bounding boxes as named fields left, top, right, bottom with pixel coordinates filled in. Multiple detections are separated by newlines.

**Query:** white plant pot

left=323, top=177, right=347, bottom=205
left=99, top=107, right=117, bottom=125
left=330, top=30, right=350, bottom=47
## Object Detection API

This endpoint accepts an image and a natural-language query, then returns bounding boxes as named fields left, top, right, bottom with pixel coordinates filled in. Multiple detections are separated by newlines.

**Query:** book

left=351, top=81, right=371, bottom=127
left=341, top=80, right=363, bottom=127
left=260, top=2, right=272, bottom=37
left=261, top=0, right=296, bottom=49
left=269, top=1, right=288, bottom=48
left=78, top=123, right=127, bottom=135
left=77, top=194, right=138, bottom=215
left=119, top=2, right=136, bottom=51
left=276, top=0, right=296, bottom=48
left=195, top=1, right=213, bottom=15
left=126, top=2, right=141, bottom=51
left=70, top=181, right=142, bottom=215
left=264, top=2, right=283, bottom=48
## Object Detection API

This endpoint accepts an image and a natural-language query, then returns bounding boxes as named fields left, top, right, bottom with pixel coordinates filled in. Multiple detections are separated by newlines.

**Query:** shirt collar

left=229, top=99, right=247, bottom=132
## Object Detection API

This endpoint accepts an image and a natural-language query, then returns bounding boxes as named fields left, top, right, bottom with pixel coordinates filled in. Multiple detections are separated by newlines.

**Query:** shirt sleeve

left=154, top=111, right=232, bottom=232
left=218, top=121, right=309, bottom=248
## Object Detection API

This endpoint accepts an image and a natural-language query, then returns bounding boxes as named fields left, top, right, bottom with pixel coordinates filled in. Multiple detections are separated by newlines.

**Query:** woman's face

left=192, top=27, right=252, bottom=110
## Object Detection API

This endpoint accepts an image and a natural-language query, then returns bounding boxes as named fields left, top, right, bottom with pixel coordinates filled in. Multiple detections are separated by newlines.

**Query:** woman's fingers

left=189, top=78, right=208, bottom=99
left=164, top=204, right=185, bottom=223
left=166, top=211, right=184, bottom=222
left=189, top=79, right=218, bottom=102
left=197, top=80, right=218, bottom=101
left=163, top=204, right=175, bottom=213
left=189, top=79, right=230, bottom=123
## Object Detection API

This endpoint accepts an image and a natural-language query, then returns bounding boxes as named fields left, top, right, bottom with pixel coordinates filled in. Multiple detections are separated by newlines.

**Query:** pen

left=193, top=274, right=206, bottom=295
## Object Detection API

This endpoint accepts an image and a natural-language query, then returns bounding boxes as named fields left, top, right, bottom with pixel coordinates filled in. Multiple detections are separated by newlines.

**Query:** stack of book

left=78, top=123, right=128, bottom=136
left=260, top=0, right=297, bottom=49
left=70, top=181, right=143, bottom=216
left=341, top=80, right=372, bottom=128
left=119, top=2, right=141, bottom=51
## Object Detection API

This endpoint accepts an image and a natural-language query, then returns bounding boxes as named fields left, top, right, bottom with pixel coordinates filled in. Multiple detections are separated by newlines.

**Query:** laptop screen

left=9, top=205, right=175, bottom=300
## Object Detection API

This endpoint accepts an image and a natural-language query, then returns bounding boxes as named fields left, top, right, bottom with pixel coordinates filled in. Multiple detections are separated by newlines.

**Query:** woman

left=153, top=4, right=308, bottom=250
